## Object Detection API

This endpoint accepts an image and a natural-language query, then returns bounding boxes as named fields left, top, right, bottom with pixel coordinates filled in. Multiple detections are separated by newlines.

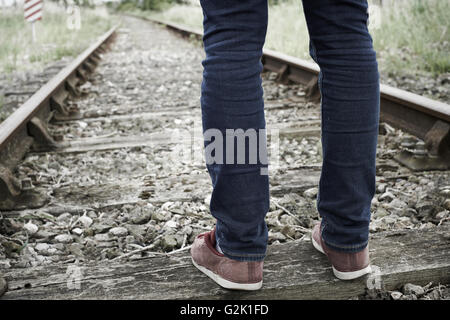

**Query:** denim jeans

left=200, top=0, right=380, bottom=261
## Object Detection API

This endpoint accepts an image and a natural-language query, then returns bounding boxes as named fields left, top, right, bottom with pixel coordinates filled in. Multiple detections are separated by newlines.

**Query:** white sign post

left=24, top=0, right=43, bottom=43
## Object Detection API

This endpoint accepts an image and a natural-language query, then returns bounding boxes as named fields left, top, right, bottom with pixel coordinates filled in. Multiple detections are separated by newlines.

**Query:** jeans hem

left=321, top=233, right=369, bottom=253
left=320, top=216, right=369, bottom=253
left=221, top=249, right=266, bottom=262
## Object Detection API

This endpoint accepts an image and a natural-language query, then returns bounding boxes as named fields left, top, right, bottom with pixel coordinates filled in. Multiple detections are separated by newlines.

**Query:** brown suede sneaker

left=312, top=222, right=372, bottom=280
left=190, top=228, right=263, bottom=290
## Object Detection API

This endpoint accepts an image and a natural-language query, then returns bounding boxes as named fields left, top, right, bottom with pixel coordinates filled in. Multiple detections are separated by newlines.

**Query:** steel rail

left=136, top=15, right=449, bottom=169
left=0, top=26, right=117, bottom=151
left=261, top=49, right=450, bottom=161
left=0, top=26, right=117, bottom=210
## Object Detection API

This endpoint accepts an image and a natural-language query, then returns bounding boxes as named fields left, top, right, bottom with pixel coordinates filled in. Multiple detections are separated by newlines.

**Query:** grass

left=122, top=3, right=203, bottom=30
left=147, top=5, right=203, bottom=30
left=372, top=0, right=450, bottom=77
left=123, top=0, right=449, bottom=78
left=265, top=0, right=310, bottom=60
left=0, top=3, right=118, bottom=74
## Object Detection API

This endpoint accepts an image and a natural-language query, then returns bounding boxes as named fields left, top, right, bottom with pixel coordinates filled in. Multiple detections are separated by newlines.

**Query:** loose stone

left=403, top=283, right=425, bottom=297
left=109, top=227, right=128, bottom=237
left=54, top=234, right=73, bottom=244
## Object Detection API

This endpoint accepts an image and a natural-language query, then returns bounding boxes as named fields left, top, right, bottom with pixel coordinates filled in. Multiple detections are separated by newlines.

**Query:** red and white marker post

left=24, top=0, right=43, bottom=43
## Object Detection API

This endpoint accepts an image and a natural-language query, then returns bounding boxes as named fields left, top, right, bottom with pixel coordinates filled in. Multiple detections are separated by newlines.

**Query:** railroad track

left=0, top=26, right=118, bottom=211
left=0, top=16, right=449, bottom=300
left=145, top=16, right=450, bottom=172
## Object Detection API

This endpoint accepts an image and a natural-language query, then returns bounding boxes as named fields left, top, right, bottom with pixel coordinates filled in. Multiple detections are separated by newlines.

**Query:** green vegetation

left=265, top=0, right=309, bottom=60
left=116, top=0, right=183, bottom=12
left=120, top=0, right=449, bottom=78
left=0, top=2, right=118, bottom=74
left=142, top=4, right=203, bottom=30
left=372, top=0, right=450, bottom=77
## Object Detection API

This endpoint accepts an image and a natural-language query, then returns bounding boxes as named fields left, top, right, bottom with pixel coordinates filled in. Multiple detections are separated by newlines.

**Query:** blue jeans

left=200, top=0, right=380, bottom=261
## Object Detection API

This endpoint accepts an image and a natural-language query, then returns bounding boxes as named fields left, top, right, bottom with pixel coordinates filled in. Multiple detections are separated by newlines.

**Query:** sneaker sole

left=312, top=235, right=372, bottom=281
left=191, top=257, right=263, bottom=291
left=311, top=235, right=325, bottom=254
left=331, top=264, right=372, bottom=280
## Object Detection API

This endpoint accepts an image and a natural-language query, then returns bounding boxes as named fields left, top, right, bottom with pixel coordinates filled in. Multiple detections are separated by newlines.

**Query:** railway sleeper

left=263, top=61, right=320, bottom=103
left=1, top=224, right=449, bottom=299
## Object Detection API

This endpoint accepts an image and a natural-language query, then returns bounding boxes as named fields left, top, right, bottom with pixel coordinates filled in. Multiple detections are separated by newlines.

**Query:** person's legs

left=199, top=0, right=269, bottom=262
left=302, top=0, right=380, bottom=252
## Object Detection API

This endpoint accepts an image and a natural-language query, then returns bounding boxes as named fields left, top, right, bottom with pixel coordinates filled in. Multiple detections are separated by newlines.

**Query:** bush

left=117, top=0, right=177, bottom=12
left=116, top=1, right=139, bottom=12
